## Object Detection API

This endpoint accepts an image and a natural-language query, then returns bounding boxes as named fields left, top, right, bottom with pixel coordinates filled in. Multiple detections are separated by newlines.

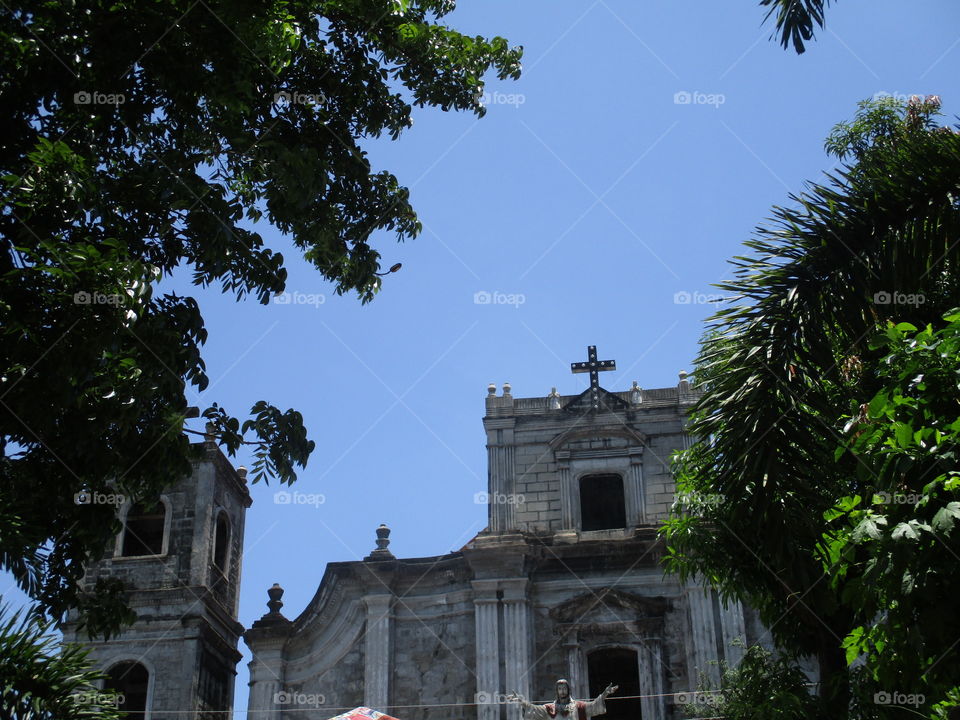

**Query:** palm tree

left=760, top=0, right=833, bottom=53
left=0, top=603, right=121, bottom=719
left=663, top=96, right=960, bottom=716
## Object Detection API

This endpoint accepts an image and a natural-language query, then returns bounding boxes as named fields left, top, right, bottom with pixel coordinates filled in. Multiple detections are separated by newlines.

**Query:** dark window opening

left=121, top=502, right=165, bottom=556
left=587, top=648, right=642, bottom=720
left=198, top=650, right=230, bottom=718
left=213, top=513, right=230, bottom=573
left=579, top=474, right=626, bottom=531
left=105, top=661, right=149, bottom=719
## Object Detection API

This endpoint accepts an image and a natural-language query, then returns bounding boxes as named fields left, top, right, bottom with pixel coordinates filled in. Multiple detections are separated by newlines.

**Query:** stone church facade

left=67, top=350, right=775, bottom=719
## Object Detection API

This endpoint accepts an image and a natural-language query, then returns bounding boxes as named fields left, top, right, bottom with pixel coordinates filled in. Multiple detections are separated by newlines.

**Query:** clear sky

left=5, top=0, right=960, bottom=715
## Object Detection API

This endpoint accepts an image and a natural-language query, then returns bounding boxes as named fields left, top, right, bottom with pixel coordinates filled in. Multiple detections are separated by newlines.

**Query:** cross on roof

left=570, top=345, right=616, bottom=410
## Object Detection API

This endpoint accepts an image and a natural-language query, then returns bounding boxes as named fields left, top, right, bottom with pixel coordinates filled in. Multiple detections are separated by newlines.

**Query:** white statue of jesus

left=510, top=679, right=618, bottom=720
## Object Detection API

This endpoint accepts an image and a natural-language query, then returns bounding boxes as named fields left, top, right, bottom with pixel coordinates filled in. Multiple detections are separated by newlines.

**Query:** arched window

left=213, top=512, right=230, bottom=573
left=121, top=501, right=166, bottom=556
left=587, top=648, right=641, bottom=720
left=105, top=661, right=149, bottom=718
left=579, top=474, right=626, bottom=531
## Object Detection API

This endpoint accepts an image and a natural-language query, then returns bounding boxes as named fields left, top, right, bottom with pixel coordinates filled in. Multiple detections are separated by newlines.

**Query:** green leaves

left=1, top=0, right=521, bottom=637
left=664, top=100, right=960, bottom=713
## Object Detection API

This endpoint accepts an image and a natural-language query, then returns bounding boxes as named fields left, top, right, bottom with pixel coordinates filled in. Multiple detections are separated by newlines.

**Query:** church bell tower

left=62, top=436, right=252, bottom=718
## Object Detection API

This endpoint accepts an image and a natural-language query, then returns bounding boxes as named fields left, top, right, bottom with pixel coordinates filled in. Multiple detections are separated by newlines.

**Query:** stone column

left=638, top=640, right=666, bottom=720
left=562, top=632, right=586, bottom=699
left=685, top=581, right=721, bottom=687
left=719, top=599, right=746, bottom=668
left=488, top=429, right=516, bottom=532
left=473, top=581, right=501, bottom=720
left=502, top=579, right=532, bottom=720
left=362, top=594, right=393, bottom=711
left=558, top=463, right=575, bottom=530
left=627, top=454, right=645, bottom=525
left=246, top=639, right=286, bottom=720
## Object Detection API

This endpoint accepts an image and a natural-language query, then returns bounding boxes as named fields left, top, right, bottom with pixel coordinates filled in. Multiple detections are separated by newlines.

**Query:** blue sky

left=5, top=0, right=960, bottom=714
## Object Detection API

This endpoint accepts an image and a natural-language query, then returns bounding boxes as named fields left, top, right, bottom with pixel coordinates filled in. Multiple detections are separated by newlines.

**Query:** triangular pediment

left=561, top=387, right=630, bottom=414
left=549, top=588, right=670, bottom=623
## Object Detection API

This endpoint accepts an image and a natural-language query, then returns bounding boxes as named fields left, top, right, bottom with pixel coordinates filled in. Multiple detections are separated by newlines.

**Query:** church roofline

left=483, top=377, right=701, bottom=420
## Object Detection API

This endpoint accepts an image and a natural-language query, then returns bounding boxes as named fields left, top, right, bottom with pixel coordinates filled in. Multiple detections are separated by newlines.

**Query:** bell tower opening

left=579, top=474, right=626, bottom=531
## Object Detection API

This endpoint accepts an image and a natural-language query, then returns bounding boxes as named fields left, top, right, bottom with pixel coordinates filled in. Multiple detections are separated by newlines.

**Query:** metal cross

left=570, top=345, right=616, bottom=409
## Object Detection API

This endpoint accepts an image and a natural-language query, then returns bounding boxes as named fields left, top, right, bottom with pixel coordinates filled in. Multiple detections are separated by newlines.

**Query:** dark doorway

left=105, top=661, right=149, bottom=718
left=587, top=648, right=642, bottom=720
left=579, top=474, right=626, bottom=531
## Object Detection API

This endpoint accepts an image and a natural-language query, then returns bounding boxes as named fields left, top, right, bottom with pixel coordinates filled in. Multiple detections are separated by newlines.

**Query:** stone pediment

left=549, top=588, right=669, bottom=624
left=562, top=387, right=631, bottom=414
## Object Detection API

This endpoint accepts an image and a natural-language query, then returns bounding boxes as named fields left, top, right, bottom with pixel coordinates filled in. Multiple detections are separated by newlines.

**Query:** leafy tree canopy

left=663, top=96, right=960, bottom=716
left=0, top=0, right=521, bottom=635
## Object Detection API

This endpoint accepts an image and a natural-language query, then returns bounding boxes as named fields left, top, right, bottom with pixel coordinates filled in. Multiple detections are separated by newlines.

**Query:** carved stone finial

left=502, top=382, right=512, bottom=397
left=548, top=387, right=561, bottom=410
left=267, top=583, right=285, bottom=614
left=678, top=370, right=690, bottom=393
left=365, top=523, right=396, bottom=561
left=631, top=381, right=643, bottom=405
left=236, top=466, right=248, bottom=480
left=250, top=582, right=292, bottom=629
left=487, top=383, right=497, bottom=396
